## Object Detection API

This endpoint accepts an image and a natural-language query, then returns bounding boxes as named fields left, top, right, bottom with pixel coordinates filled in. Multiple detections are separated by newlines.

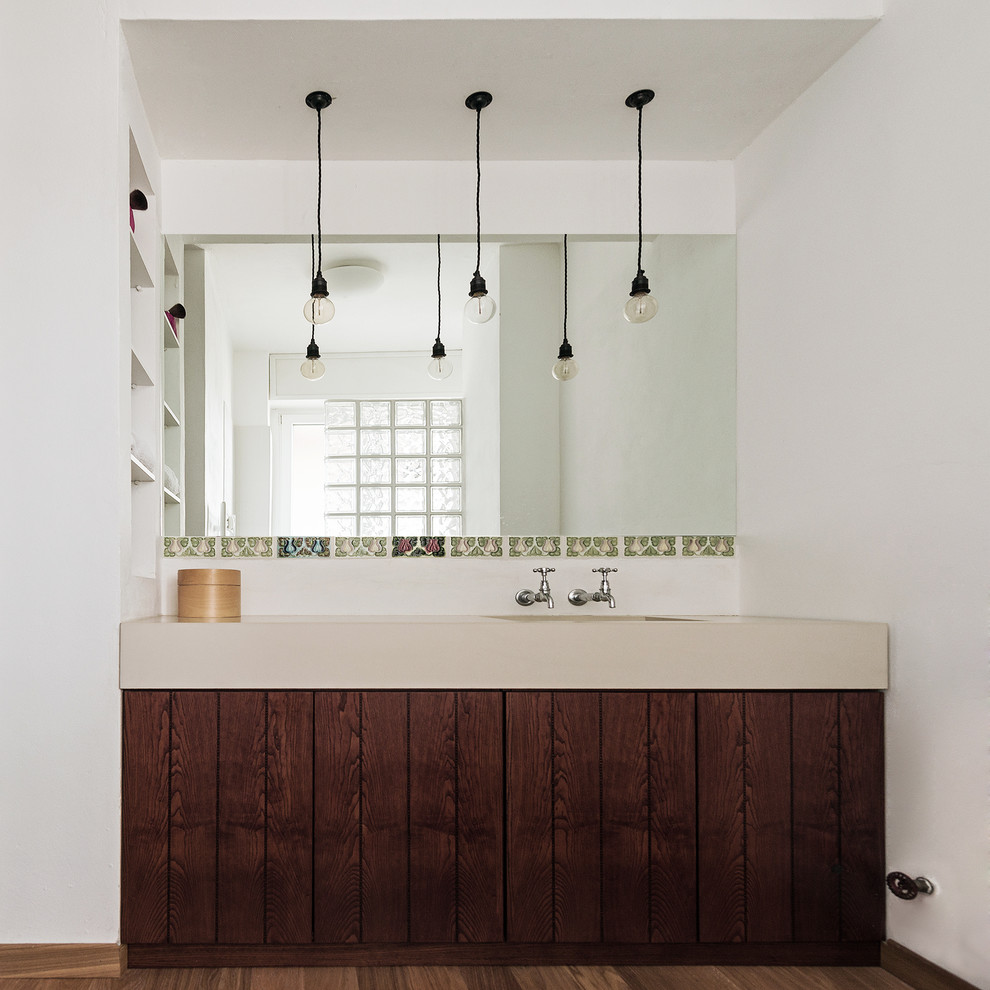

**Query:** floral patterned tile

left=566, top=536, right=619, bottom=558
left=392, top=536, right=445, bottom=557
left=450, top=536, right=503, bottom=558
left=507, top=536, right=561, bottom=557
left=681, top=536, right=735, bottom=557
left=624, top=536, right=677, bottom=557
left=163, top=537, right=215, bottom=557
left=277, top=536, right=331, bottom=558
left=221, top=537, right=273, bottom=558
left=334, top=537, right=389, bottom=558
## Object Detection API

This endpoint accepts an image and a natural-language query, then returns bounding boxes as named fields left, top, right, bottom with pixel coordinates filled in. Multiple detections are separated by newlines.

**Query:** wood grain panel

left=169, top=690, right=218, bottom=943
left=217, top=691, right=267, bottom=944
left=648, top=692, right=697, bottom=943
left=553, top=692, right=602, bottom=942
left=792, top=692, right=840, bottom=942
left=314, top=691, right=362, bottom=944
left=122, top=691, right=171, bottom=944
left=457, top=691, right=503, bottom=942
left=744, top=692, right=792, bottom=942
left=267, top=691, right=314, bottom=944
left=696, top=692, right=746, bottom=943
left=839, top=691, right=884, bottom=942
left=505, top=691, right=554, bottom=942
left=361, top=691, right=409, bottom=942
left=408, top=691, right=457, bottom=942
left=601, top=692, right=650, bottom=943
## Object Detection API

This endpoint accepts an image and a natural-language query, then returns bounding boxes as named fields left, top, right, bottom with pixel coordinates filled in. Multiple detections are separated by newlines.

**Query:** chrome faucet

left=568, top=567, right=618, bottom=609
left=515, top=567, right=555, bottom=609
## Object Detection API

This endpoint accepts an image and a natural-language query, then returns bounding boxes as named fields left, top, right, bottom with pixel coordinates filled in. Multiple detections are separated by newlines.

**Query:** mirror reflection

left=166, top=234, right=735, bottom=538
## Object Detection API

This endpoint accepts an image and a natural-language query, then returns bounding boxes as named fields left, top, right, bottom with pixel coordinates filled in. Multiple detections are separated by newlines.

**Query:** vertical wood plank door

left=121, top=687, right=884, bottom=956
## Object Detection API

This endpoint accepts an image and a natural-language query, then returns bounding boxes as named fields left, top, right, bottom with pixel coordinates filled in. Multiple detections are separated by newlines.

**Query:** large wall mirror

left=172, top=233, right=735, bottom=539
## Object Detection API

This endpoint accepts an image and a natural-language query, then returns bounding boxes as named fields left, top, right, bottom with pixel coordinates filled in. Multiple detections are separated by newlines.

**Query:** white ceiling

left=123, top=18, right=876, bottom=162
left=129, top=15, right=876, bottom=353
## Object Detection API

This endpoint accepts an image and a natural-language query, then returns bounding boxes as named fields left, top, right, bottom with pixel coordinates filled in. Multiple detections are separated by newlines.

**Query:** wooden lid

left=177, top=568, right=241, bottom=586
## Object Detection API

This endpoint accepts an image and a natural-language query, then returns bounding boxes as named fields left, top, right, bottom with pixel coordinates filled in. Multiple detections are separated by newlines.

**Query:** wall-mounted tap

left=568, top=567, right=617, bottom=609
left=515, top=567, right=555, bottom=609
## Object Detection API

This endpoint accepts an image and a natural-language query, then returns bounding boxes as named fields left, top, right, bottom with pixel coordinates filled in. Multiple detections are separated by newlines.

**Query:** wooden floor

left=0, top=966, right=913, bottom=990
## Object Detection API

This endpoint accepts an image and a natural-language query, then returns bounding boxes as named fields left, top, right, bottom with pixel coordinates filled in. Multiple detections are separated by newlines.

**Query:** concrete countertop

left=119, top=614, right=888, bottom=690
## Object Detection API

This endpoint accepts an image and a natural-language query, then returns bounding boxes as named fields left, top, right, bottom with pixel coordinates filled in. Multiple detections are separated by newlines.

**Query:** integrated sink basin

left=120, top=613, right=888, bottom=691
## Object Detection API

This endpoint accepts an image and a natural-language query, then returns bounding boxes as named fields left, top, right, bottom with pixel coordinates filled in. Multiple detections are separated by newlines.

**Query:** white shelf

left=163, top=485, right=181, bottom=505
left=131, top=350, right=153, bottom=388
left=129, top=230, right=154, bottom=289
left=163, top=313, right=179, bottom=347
left=163, top=399, right=180, bottom=428
left=164, top=238, right=179, bottom=278
left=130, top=453, right=155, bottom=484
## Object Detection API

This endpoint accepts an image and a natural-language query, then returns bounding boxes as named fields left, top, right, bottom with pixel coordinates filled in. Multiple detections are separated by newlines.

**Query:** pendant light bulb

left=303, top=293, right=335, bottom=325
left=552, top=355, right=579, bottom=382
left=465, top=92, right=496, bottom=325
left=301, top=331, right=325, bottom=381
left=428, top=355, right=454, bottom=381
left=429, top=236, right=455, bottom=379
left=623, top=89, right=658, bottom=324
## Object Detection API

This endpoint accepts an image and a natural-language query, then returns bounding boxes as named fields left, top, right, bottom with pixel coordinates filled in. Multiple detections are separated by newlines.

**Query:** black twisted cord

left=562, top=234, right=569, bottom=346
left=637, top=103, right=644, bottom=276
left=316, top=107, right=323, bottom=274
left=474, top=107, right=482, bottom=277
left=310, top=233, right=315, bottom=282
left=436, top=234, right=443, bottom=345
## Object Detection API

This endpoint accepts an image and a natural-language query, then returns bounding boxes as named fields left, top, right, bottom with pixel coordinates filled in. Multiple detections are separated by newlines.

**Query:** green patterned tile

left=507, top=536, right=561, bottom=557
left=682, top=536, right=735, bottom=557
left=450, top=536, right=503, bottom=558
left=277, top=536, right=331, bottom=558
left=566, top=536, right=619, bottom=558
left=623, top=536, right=677, bottom=557
left=392, top=536, right=445, bottom=557
left=163, top=537, right=215, bottom=557
left=333, top=537, right=389, bottom=558
left=221, top=537, right=273, bottom=558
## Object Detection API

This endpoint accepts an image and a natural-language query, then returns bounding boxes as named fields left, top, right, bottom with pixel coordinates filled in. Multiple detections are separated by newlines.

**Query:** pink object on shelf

left=165, top=311, right=178, bottom=341
left=129, top=207, right=135, bottom=232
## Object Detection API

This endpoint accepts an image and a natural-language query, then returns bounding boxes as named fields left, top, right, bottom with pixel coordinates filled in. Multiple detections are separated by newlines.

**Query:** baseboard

left=882, top=941, right=981, bottom=990
left=127, top=941, right=879, bottom=968
left=0, top=943, right=126, bottom=979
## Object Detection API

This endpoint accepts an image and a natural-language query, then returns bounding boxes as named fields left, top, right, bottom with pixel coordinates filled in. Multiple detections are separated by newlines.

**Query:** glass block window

left=324, top=399, right=462, bottom=538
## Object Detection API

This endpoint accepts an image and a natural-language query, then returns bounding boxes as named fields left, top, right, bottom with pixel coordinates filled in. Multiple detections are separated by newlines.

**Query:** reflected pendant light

left=552, top=235, right=578, bottom=381
left=623, top=89, right=659, bottom=324
left=464, top=91, right=496, bottom=324
left=428, top=235, right=453, bottom=381
left=302, top=91, right=335, bottom=326
left=300, top=235, right=326, bottom=381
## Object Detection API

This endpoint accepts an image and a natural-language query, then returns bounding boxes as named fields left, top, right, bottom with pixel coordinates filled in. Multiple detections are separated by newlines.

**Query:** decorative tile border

left=221, top=537, right=273, bottom=558
left=164, top=535, right=736, bottom=560
left=624, top=536, right=677, bottom=557
left=163, top=537, right=215, bottom=557
left=681, top=536, right=734, bottom=557
left=393, top=536, right=445, bottom=557
left=450, top=536, right=503, bottom=558
left=277, top=537, right=331, bottom=558
left=566, top=536, right=619, bottom=558
left=507, top=536, right=561, bottom=557
left=334, top=537, right=389, bottom=558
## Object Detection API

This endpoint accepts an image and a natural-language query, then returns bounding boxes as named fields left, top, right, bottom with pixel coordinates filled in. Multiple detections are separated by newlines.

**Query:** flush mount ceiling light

left=552, top=235, right=578, bottom=382
left=301, top=235, right=326, bottom=381
left=428, top=235, right=453, bottom=381
left=464, top=91, right=496, bottom=325
left=302, top=90, right=334, bottom=327
left=623, top=89, right=659, bottom=324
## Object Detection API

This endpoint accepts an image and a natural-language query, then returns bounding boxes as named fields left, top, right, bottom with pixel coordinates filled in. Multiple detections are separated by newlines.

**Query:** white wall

left=735, top=0, right=990, bottom=985
left=0, top=0, right=124, bottom=942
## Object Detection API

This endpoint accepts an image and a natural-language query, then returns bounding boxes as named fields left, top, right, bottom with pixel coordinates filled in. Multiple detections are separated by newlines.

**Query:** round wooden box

left=177, top=568, right=241, bottom=619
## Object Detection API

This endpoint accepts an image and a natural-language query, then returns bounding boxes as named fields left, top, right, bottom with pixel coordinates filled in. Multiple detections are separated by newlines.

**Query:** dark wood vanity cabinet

left=122, top=690, right=883, bottom=966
